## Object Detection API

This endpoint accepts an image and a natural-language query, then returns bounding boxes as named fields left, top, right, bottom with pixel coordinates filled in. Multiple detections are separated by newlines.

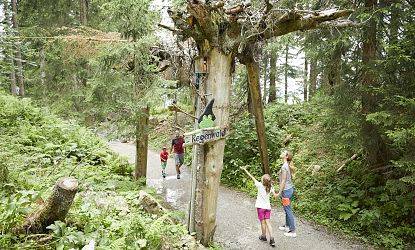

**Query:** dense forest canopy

left=0, top=0, right=414, bottom=249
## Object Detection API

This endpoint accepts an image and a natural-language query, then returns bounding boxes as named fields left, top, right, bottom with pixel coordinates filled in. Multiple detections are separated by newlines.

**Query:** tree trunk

left=14, top=177, right=78, bottom=234
left=304, top=55, right=308, bottom=102
left=327, top=43, right=342, bottom=94
left=11, top=0, right=24, bottom=97
left=39, top=46, right=47, bottom=97
left=246, top=61, right=270, bottom=174
left=309, top=57, right=317, bottom=99
left=3, top=0, right=17, bottom=96
left=135, top=105, right=149, bottom=179
left=284, top=43, right=289, bottom=103
left=194, top=47, right=232, bottom=245
left=268, top=50, right=277, bottom=103
left=361, top=0, right=388, bottom=166
left=247, top=75, right=253, bottom=114
left=79, top=0, right=88, bottom=25
left=262, top=52, right=268, bottom=103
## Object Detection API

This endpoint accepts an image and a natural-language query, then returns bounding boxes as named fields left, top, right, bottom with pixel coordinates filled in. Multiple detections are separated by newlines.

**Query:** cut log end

left=58, top=177, right=78, bottom=191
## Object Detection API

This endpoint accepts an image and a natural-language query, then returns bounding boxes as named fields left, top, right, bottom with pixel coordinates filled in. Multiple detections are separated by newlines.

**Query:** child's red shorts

left=257, top=208, right=271, bottom=220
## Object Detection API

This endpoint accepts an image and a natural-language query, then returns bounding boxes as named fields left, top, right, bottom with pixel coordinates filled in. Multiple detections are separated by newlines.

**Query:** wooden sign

left=183, top=126, right=228, bottom=147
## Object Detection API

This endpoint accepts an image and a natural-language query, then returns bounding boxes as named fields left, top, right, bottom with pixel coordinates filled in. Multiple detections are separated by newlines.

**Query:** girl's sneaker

left=284, top=231, right=297, bottom=238
left=278, top=225, right=289, bottom=232
left=269, top=238, right=276, bottom=247
left=259, top=235, right=267, bottom=242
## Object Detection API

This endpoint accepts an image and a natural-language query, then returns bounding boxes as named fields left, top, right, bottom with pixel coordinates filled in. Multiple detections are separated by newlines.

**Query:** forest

left=0, top=0, right=414, bottom=249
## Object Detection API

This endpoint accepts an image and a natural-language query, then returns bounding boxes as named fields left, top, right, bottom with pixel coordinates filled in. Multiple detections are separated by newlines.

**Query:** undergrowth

left=0, top=92, right=188, bottom=249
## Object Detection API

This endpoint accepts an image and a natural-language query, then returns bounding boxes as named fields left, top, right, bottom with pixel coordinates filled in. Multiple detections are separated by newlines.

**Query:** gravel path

left=108, top=141, right=370, bottom=250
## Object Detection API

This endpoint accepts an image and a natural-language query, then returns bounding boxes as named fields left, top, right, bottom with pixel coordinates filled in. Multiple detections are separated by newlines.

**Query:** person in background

left=160, top=146, right=169, bottom=178
left=170, top=131, right=185, bottom=179
left=274, top=150, right=297, bottom=238
left=240, top=167, right=276, bottom=247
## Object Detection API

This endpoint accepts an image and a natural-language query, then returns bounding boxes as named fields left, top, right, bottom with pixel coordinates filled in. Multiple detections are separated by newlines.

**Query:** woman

left=274, top=150, right=297, bottom=237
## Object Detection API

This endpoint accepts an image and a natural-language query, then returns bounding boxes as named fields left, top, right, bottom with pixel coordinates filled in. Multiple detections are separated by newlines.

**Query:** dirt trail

left=109, top=141, right=370, bottom=250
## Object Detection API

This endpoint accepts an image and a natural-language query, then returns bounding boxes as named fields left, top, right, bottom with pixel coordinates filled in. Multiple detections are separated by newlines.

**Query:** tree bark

left=262, top=52, right=268, bottom=103
left=11, top=0, right=24, bottom=97
left=14, top=177, right=78, bottom=234
left=39, top=46, right=47, bottom=97
left=309, top=57, right=317, bottom=99
left=79, top=0, right=88, bottom=25
left=194, top=47, right=232, bottom=245
left=361, top=0, right=388, bottom=166
left=135, top=105, right=149, bottom=179
left=268, top=50, right=277, bottom=103
left=246, top=60, right=270, bottom=174
left=327, top=42, right=343, bottom=94
left=303, top=55, right=308, bottom=101
left=3, top=0, right=17, bottom=96
left=284, top=43, right=289, bottom=103
left=247, top=77, right=254, bottom=114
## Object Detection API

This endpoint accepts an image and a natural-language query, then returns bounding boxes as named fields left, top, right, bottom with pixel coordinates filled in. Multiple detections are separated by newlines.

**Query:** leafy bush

left=0, top=92, right=188, bottom=249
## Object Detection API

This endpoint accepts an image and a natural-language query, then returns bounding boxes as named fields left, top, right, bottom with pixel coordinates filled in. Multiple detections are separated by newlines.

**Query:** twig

left=158, top=23, right=179, bottom=32
left=171, top=104, right=198, bottom=120
left=336, top=153, right=358, bottom=173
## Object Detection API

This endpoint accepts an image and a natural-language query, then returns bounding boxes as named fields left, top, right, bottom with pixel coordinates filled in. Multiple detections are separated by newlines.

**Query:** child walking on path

left=240, top=167, right=276, bottom=247
left=160, top=146, right=169, bottom=178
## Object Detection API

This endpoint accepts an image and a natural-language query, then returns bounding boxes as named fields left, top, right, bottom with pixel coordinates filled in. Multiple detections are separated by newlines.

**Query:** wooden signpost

left=183, top=126, right=228, bottom=147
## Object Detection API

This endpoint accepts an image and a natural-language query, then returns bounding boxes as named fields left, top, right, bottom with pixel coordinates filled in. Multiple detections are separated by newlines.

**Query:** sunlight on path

left=108, top=141, right=370, bottom=250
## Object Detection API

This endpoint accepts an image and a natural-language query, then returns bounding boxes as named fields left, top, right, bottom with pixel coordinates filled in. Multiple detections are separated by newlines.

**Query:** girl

left=274, top=150, right=297, bottom=237
left=240, top=167, right=276, bottom=247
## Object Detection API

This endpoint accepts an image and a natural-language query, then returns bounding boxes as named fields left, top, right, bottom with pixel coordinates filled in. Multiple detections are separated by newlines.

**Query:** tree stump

left=14, top=177, right=78, bottom=234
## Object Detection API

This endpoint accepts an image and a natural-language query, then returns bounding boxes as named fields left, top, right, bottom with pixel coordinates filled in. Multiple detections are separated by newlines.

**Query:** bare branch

left=261, top=9, right=353, bottom=39
left=158, top=23, right=179, bottom=32
left=225, top=3, right=251, bottom=15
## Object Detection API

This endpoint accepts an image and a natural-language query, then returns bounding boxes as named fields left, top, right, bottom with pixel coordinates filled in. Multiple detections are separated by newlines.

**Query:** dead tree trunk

left=240, top=46, right=270, bottom=174
left=135, top=105, right=149, bottom=179
left=14, top=177, right=78, bottom=234
left=262, top=52, right=268, bottom=103
left=193, top=48, right=232, bottom=245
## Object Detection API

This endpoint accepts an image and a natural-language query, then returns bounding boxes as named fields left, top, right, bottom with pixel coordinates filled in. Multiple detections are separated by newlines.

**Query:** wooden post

left=188, top=75, right=204, bottom=233
left=194, top=48, right=232, bottom=245
left=135, top=105, right=149, bottom=179
left=14, top=177, right=78, bottom=234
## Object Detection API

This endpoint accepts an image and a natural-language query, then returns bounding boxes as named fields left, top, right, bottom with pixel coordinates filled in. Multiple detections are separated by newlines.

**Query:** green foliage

left=99, top=0, right=159, bottom=40
left=221, top=98, right=415, bottom=249
left=0, top=93, right=188, bottom=249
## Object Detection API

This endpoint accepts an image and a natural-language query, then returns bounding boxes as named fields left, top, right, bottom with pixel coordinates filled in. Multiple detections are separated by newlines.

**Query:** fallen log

left=14, top=177, right=78, bottom=234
